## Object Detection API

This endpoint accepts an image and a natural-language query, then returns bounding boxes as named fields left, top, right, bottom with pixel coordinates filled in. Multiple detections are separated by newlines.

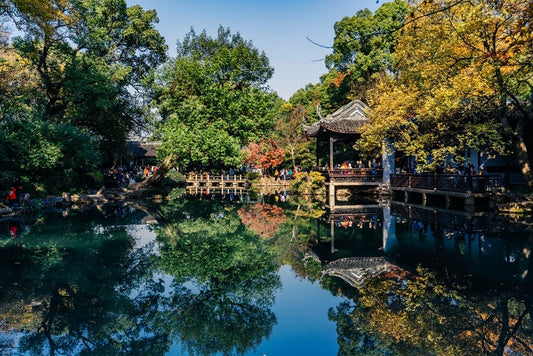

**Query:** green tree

left=7, top=0, right=167, bottom=166
left=287, top=0, right=410, bottom=133
left=325, top=0, right=410, bottom=101
left=150, top=26, right=282, bottom=177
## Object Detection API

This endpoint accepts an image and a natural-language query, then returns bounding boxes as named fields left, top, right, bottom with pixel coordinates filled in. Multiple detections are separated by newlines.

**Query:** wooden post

left=316, top=137, right=320, bottom=168
left=331, top=220, right=336, bottom=253
left=329, top=136, right=334, bottom=170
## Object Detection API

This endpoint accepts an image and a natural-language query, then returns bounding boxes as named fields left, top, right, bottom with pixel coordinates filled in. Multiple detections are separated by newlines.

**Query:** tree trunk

left=130, top=153, right=178, bottom=190
left=495, top=66, right=533, bottom=189
left=500, top=111, right=533, bottom=189
left=513, top=129, right=533, bottom=189
left=290, top=145, right=296, bottom=172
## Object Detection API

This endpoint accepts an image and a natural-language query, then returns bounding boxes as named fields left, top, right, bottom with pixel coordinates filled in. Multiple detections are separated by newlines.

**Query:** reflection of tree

left=238, top=203, right=286, bottom=238
left=0, top=212, right=171, bottom=355
left=267, top=195, right=325, bottom=281
left=155, top=200, right=281, bottom=355
left=328, top=267, right=533, bottom=355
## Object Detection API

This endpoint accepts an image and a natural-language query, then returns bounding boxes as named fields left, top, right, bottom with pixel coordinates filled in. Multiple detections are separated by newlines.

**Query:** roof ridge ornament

left=317, top=104, right=325, bottom=120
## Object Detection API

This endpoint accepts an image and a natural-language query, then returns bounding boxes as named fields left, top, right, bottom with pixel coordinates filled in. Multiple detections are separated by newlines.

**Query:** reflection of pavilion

left=322, top=256, right=390, bottom=287
left=310, top=204, right=391, bottom=288
left=323, top=205, right=383, bottom=253
left=309, top=202, right=532, bottom=289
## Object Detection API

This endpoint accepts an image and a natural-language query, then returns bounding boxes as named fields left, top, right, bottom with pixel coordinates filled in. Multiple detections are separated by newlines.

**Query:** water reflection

left=0, top=201, right=281, bottom=355
left=0, top=196, right=532, bottom=355
left=153, top=198, right=280, bottom=355
left=313, top=200, right=533, bottom=355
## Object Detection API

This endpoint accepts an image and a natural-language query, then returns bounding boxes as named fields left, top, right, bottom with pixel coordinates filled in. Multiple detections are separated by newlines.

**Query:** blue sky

left=125, top=0, right=389, bottom=99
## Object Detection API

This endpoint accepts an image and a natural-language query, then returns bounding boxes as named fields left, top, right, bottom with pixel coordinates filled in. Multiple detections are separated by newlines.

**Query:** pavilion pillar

left=382, top=140, right=395, bottom=184
left=316, top=137, right=320, bottom=168
left=330, top=220, right=336, bottom=253
left=328, top=183, right=336, bottom=208
left=329, top=136, right=334, bottom=170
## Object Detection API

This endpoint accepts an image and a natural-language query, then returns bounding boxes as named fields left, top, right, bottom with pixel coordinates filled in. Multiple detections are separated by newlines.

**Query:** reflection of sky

left=127, top=224, right=159, bottom=253
left=256, top=265, right=343, bottom=356
left=166, top=265, right=344, bottom=356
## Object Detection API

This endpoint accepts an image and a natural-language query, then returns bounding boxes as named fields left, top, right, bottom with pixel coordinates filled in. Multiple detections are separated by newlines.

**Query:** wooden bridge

left=185, top=173, right=248, bottom=195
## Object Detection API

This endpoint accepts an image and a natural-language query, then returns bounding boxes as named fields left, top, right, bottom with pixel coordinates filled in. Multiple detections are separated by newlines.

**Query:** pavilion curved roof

left=303, top=100, right=370, bottom=137
left=322, top=256, right=390, bottom=287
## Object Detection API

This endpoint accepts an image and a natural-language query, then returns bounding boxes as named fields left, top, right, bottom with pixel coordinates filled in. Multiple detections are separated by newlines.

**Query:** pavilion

left=303, top=100, right=393, bottom=199
left=303, top=99, right=371, bottom=171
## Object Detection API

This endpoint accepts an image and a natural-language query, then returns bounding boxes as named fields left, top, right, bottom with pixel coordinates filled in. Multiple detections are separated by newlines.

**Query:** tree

left=241, top=139, right=285, bottom=171
left=9, top=0, right=167, bottom=164
left=275, top=103, right=316, bottom=170
left=325, top=0, right=410, bottom=101
left=360, top=0, right=533, bottom=184
left=150, top=26, right=282, bottom=179
left=287, top=0, right=410, bottom=139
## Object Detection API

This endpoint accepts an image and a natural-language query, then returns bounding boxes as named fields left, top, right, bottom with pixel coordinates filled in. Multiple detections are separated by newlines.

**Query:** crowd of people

left=395, top=162, right=483, bottom=176
left=273, top=168, right=296, bottom=180
left=334, top=159, right=381, bottom=173
left=102, top=164, right=159, bottom=188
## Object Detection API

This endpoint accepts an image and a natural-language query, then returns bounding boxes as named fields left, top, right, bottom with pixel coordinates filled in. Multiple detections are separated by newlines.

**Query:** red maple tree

left=242, top=140, right=285, bottom=170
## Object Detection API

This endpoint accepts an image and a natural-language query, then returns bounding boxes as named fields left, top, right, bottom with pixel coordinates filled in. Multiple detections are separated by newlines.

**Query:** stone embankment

left=0, top=187, right=158, bottom=219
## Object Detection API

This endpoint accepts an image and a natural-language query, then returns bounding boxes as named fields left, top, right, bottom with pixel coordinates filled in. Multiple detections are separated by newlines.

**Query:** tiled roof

left=126, top=141, right=161, bottom=157
left=303, top=100, right=370, bottom=137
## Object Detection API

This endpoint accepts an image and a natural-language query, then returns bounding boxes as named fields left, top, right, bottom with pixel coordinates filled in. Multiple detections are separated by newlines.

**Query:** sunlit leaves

left=356, top=0, right=533, bottom=171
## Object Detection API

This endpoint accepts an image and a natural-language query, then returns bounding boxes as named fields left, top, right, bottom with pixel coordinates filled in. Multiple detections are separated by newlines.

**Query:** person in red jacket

left=5, top=186, right=17, bottom=206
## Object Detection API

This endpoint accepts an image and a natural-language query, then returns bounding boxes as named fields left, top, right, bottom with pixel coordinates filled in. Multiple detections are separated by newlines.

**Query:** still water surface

left=0, top=194, right=532, bottom=355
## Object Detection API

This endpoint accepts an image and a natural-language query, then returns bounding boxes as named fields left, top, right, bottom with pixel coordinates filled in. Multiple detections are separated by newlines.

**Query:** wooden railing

left=326, top=168, right=383, bottom=183
left=390, top=174, right=505, bottom=193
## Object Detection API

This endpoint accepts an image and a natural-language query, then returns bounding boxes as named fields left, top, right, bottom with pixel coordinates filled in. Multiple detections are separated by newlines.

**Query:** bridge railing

left=390, top=173, right=505, bottom=193
left=186, top=173, right=245, bottom=181
left=326, top=168, right=383, bottom=183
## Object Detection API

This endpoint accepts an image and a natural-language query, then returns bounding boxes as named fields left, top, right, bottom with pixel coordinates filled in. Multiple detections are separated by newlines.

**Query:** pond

left=0, top=193, right=532, bottom=355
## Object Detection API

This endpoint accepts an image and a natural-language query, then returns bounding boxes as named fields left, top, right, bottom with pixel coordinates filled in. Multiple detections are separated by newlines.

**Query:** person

left=5, top=187, right=17, bottom=206
left=468, top=164, right=476, bottom=176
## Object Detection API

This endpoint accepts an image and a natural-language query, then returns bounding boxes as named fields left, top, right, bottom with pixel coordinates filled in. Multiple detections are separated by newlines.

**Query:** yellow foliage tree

left=360, top=0, right=533, bottom=185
